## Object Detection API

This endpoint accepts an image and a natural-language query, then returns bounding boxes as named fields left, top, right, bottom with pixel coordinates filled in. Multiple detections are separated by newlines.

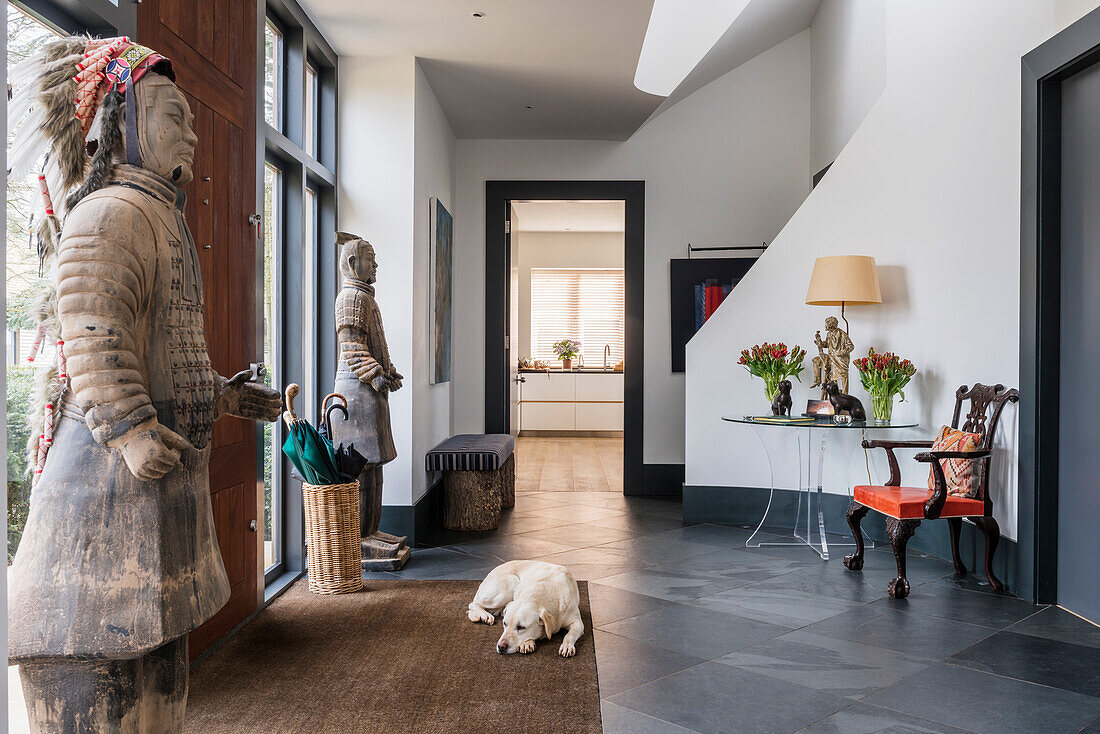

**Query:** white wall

left=452, top=31, right=813, bottom=466
left=338, top=57, right=455, bottom=506
left=516, top=231, right=625, bottom=359
left=685, top=0, right=1099, bottom=541
left=810, top=0, right=886, bottom=176
left=412, top=62, right=457, bottom=503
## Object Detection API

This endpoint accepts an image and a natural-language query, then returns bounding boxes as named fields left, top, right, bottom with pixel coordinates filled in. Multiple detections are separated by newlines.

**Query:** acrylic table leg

left=745, top=425, right=777, bottom=548
left=816, top=430, right=829, bottom=560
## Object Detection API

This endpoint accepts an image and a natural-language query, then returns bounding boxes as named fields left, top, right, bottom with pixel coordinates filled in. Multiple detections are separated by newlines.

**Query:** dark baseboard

left=630, top=463, right=684, bottom=497
left=683, top=485, right=1021, bottom=594
left=379, top=475, right=443, bottom=548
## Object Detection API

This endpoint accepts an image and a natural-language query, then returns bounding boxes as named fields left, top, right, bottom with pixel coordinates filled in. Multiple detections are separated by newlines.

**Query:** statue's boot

left=373, top=530, right=407, bottom=547
left=362, top=532, right=411, bottom=571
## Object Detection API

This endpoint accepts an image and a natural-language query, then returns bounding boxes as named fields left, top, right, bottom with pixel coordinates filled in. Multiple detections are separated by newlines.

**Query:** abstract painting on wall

left=669, top=257, right=758, bottom=372
left=430, top=197, right=453, bottom=384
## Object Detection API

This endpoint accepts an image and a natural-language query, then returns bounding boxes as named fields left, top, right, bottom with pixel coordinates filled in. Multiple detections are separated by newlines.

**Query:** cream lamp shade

left=805, top=255, right=882, bottom=306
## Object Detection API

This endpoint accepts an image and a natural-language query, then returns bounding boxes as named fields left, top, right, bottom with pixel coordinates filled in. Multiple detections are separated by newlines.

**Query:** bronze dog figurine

left=822, top=381, right=866, bottom=421
left=771, top=380, right=793, bottom=416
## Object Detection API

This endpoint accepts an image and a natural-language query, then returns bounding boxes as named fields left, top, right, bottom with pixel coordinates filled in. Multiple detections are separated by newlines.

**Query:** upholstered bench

left=426, top=434, right=515, bottom=531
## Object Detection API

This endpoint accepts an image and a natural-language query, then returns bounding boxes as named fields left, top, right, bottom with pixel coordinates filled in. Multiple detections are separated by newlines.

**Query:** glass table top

left=722, top=415, right=918, bottom=429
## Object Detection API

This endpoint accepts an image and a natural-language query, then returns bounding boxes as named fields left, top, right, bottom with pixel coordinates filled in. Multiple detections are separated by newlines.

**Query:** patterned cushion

left=927, top=425, right=982, bottom=498
left=426, top=434, right=515, bottom=472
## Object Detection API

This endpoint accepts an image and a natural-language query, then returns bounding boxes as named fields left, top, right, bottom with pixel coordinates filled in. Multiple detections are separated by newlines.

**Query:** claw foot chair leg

left=843, top=501, right=870, bottom=571
left=885, top=518, right=920, bottom=598
left=973, top=516, right=1004, bottom=592
left=947, top=518, right=968, bottom=575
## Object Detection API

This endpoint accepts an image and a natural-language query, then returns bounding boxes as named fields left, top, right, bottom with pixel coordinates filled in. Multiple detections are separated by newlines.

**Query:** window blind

left=530, top=268, right=625, bottom=365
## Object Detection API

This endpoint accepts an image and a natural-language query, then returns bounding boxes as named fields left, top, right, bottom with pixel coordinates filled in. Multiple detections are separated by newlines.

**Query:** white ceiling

left=512, top=201, right=625, bottom=232
left=302, top=0, right=820, bottom=140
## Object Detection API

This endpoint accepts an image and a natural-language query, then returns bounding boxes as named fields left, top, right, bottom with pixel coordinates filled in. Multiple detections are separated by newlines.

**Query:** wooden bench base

left=442, top=455, right=515, bottom=531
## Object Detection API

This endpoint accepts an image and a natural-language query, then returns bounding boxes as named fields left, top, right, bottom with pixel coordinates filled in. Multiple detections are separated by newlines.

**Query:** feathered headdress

left=8, top=35, right=173, bottom=481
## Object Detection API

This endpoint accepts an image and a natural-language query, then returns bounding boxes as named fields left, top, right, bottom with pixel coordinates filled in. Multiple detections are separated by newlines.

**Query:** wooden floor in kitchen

left=516, top=436, right=623, bottom=493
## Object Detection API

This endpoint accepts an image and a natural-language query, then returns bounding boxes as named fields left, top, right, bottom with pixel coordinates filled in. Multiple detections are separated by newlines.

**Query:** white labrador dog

left=467, top=560, right=584, bottom=657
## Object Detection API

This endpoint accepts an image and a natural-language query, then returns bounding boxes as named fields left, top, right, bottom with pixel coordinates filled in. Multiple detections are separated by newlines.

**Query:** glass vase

left=871, top=394, right=894, bottom=423
left=763, top=376, right=781, bottom=406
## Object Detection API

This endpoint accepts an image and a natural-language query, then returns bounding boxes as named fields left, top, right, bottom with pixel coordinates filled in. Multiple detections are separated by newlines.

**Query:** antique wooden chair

left=842, top=384, right=1020, bottom=598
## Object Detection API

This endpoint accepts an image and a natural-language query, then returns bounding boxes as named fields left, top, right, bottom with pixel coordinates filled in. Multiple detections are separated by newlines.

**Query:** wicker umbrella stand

left=303, top=481, right=364, bottom=594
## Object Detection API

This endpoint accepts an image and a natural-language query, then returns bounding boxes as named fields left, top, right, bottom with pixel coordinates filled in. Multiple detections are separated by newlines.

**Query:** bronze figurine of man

left=811, top=315, right=855, bottom=395
left=7, top=37, right=281, bottom=731
left=329, top=232, right=411, bottom=570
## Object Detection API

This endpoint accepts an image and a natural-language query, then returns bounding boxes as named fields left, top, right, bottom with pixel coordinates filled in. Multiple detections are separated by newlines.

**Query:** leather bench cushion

left=854, top=485, right=985, bottom=520
left=426, top=434, right=515, bottom=472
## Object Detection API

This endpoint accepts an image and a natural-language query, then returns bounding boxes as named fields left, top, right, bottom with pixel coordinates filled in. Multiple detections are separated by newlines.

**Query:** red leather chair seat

left=853, top=485, right=985, bottom=520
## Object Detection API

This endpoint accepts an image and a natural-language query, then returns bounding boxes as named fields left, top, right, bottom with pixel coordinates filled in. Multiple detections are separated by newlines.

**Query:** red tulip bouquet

left=853, top=348, right=917, bottom=422
left=738, top=342, right=806, bottom=404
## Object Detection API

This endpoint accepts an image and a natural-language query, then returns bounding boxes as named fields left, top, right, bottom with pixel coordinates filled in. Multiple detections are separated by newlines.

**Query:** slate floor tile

left=494, top=512, right=575, bottom=536
left=599, top=603, right=789, bottom=660
left=691, top=585, right=863, bottom=628
left=600, top=702, right=702, bottom=734
left=608, top=661, right=848, bottom=734
left=717, top=630, right=931, bottom=700
left=948, top=630, right=1100, bottom=698
left=529, top=504, right=626, bottom=522
left=516, top=522, right=643, bottom=548
left=870, top=585, right=1041, bottom=629
left=444, top=535, right=574, bottom=562
left=593, top=536, right=725, bottom=565
left=862, top=663, right=1100, bottom=734
left=593, top=630, right=706, bottom=697
left=595, top=568, right=747, bottom=603
left=803, top=604, right=998, bottom=660
left=386, top=548, right=491, bottom=579
left=796, top=702, right=977, bottom=733
left=748, top=563, right=898, bottom=605
left=585, top=582, right=678, bottom=627
left=649, top=523, right=762, bottom=548
left=1006, top=605, right=1100, bottom=650
left=595, top=512, right=692, bottom=535
left=656, top=547, right=818, bottom=585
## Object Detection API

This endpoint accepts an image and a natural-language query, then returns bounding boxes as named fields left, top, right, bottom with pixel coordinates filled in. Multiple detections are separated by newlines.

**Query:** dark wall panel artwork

left=669, top=257, right=757, bottom=372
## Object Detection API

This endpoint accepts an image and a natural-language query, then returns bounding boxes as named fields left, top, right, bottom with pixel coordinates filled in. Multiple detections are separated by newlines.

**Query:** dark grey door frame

left=1019, top=5, right=1100, bottom=605
left=485, top=180, right=645, bottom=494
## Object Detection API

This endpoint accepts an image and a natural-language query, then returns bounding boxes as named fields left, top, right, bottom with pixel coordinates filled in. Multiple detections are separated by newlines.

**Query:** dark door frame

left=485, top=180, right=645, bottom=494
left=1019, top=6, right=1100, bottom=605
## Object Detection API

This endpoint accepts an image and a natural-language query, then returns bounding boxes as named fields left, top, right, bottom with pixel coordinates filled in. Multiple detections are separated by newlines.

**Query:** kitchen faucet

left=603, top=344, right=611, bottom=370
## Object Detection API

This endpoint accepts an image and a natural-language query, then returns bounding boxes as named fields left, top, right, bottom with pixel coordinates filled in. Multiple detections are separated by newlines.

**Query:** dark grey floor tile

left=949, top=631, right=1100, bottom=698
left=847, top=546, right=957, bottom=585
left=444, top=535, right=574, bottom=562
left=718, top=630, right=931, bottom=700
left=1006, top=606, right=1100, bottom=650
left=691, top=584, right=863, bottom=628
left=650, top=524, right=762, bottom=548
left=386, top=547, right=491, bottom=579
left=797, top=702, right=977, bottom=733
left=608, top=661, right=848, bottom=734
left=516, top=522, right=643, bottom=548
left=495, top=512, right=576, bottom=536
left=804, top=604, right=997, bottom=660
left=595, top=512, right=692, bottom=535
left=599, top=603, right=789, bottom=659
left=749, top=563, right=897, bottom=604
left=600, top=702, right=702, bottom=734
left=586, top=582, right=679, bottom=627
left=593, top=630, right=706, bottom=697
left=863, top=663, right=1100, bottom=734
left=653, top=546, right=816, bottom=582
left=593, top=536, right=727, bottom=566
left=536, top=545, right=645, bottom=568
left=1082, top=716, right=1100, bottom=733
left=622, top=498, right=687, bottom=520
left=529, top=504, right=626, bottom=523
left=870, top=585, right=1041, bottom=629
left=594, top=568, right=748, bottom=602
left=433, top=562, right=499, bottom=580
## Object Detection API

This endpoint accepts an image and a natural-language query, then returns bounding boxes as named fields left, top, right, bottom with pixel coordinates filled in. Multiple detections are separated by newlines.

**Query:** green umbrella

left=281, top=383, right=340, bottom=485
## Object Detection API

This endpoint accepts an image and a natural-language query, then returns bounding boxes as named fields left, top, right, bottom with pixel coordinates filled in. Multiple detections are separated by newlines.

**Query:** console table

left=721, top=416, right=918, bottom=560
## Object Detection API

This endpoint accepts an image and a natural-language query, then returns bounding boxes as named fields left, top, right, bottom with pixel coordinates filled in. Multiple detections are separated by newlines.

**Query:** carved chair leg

left=885, top=518, right=920, bottom=599
left=973, top=516, right=1004, bottom=593
left=843, top=501, right=871, bottom=571
left=947, top=518, right=967, bottom=575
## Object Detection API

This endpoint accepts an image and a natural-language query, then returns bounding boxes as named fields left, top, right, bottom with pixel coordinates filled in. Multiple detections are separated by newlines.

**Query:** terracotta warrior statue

left=811, top=315, right=855, bottom=396
left=329, top=232, right=411, bottom=571
left=7, top=37, right=282, bottom=731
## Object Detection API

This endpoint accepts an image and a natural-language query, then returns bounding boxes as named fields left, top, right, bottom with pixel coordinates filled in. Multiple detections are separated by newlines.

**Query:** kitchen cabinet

left=519, top=371, right=623, bottom=432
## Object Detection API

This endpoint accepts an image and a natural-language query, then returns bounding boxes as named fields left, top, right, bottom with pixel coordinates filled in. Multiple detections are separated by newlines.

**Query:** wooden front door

left=137, top=0, right=260, bottom=659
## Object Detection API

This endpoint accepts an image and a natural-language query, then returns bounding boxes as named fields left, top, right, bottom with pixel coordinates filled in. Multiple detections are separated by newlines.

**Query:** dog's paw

left=518, top=640, right=536, bottom=654
left=558, top=641, right=576, bottom=658
left=467, top=609, right=495, bottom=625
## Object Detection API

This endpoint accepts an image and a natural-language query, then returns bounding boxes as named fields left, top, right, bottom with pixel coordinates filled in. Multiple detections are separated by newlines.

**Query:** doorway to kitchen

left=484, top=181, right=644, bottom=496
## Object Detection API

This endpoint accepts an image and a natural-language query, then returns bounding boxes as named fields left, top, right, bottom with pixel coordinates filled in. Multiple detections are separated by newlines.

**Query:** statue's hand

left=386, top=370, right=404, bottom=392
left=353, top=357, right=383, bottom=385
left=217, top=370, right=283, bottom=421
left=114, top=420, right=194, bottom=482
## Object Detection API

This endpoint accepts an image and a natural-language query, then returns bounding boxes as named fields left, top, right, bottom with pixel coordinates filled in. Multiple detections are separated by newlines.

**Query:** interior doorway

left=484, top=181, right=644, bottom=494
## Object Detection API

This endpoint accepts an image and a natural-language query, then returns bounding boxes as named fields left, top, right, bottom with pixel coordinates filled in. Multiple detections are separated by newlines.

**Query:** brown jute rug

left=183, top=579, right=602, bottom=734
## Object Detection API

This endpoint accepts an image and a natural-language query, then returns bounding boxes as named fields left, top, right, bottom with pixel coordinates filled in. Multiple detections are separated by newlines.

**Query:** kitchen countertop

left=519, top=368, right=623, bottom=374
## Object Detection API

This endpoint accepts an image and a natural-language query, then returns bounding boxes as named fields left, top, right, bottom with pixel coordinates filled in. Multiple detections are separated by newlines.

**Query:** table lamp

left=804, top=255, right=882, bottom=334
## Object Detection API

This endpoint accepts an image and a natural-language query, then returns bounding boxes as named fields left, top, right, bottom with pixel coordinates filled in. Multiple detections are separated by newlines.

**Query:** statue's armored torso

left=8, top=165, right=229, bottom=662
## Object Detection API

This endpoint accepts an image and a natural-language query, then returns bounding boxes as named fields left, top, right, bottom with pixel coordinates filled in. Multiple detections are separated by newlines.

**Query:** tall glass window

left=261, top=162, right=282, bottom=572
left=305, top=63, right=318, bottom=156
left=263, top=18, right=282, bottom=130
left=6, top=3, right=64, bottom=561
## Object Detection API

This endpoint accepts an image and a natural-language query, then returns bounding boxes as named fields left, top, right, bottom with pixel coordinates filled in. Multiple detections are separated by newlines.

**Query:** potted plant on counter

left=738, top=342, right=806, bottom=409
left=853, top=348, right=916, bottom=423
left=553, top=339, right=581, bottom=370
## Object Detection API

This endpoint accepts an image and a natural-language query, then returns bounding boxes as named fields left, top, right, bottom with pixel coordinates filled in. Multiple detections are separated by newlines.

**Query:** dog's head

left=778, top=380, right=792, bottom=394
left=822, top=380, right=838, bottom=396
left=497, top=600, right=556, bottom=655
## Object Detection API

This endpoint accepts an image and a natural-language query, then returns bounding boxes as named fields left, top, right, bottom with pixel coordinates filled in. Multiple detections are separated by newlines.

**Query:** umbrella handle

left=283, top=384, right=301, bottom=429
left=321, top=393, right=348, bottom=438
